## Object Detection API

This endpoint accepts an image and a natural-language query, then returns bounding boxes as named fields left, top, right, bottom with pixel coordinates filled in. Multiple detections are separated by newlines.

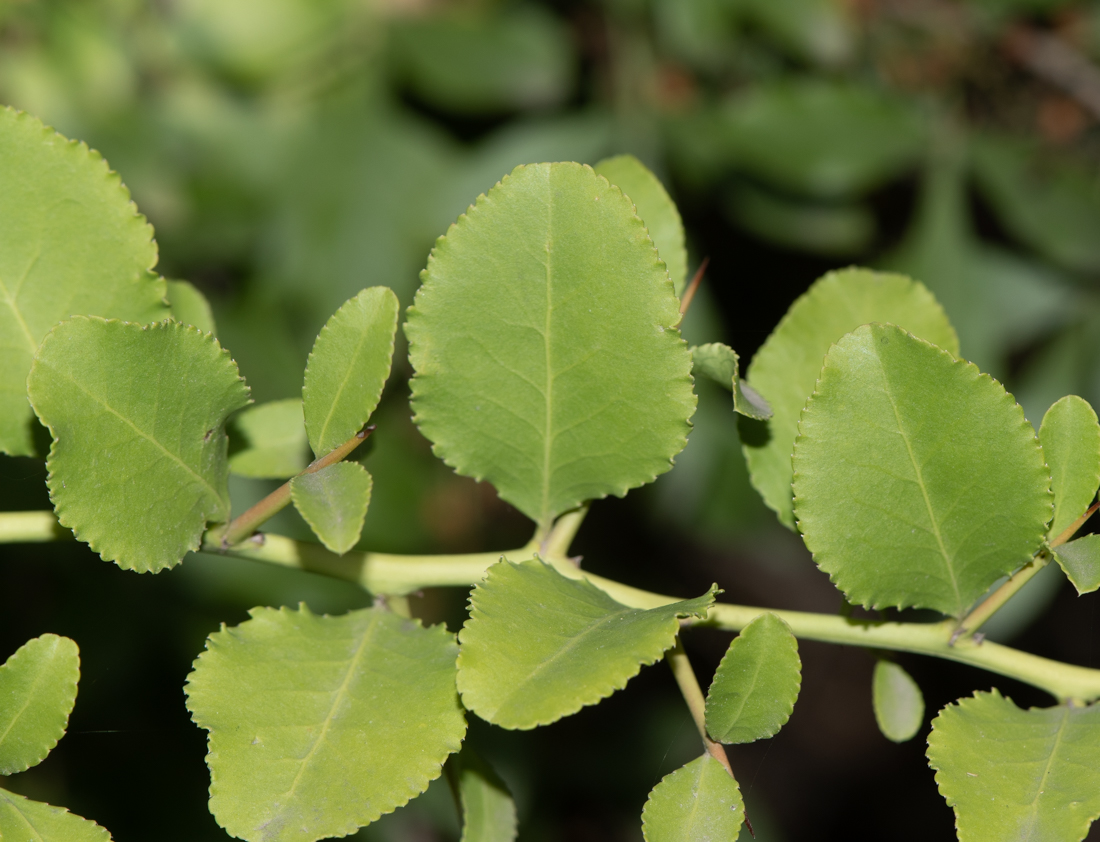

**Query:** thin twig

left=679, top=257, right=709, bottom=316
left=1051, top=501, right=1099, bottom=549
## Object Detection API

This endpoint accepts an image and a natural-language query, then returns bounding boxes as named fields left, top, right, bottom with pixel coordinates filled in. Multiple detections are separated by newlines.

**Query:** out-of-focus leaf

left=927, top=690, right=1100, bottom=842
left=27, top=317, right=250, bottom=572
left=289, top=462, right=372, bottom=555
left=1053, top=535, right=1100, bottom=595
left=0, top=635, right=79, bottom=775
left=872, top=660, right=924, bottom=743
left=1039, top=395, right=1100, bottom=539
left=793, top=324, right=1051, bottom=616
left=641, top=754, right=744, bottom=842
left=0, top=789, right=111, bottom=842
left=724, top=182, right=874, bottom=256
left=457, top=560, right=715, bottom=729
left=229, top=399, right=309, bottom=480
left=166, top=279, right=216, bottom=335
left=449, top=747, right=518, bottom=842
left=731, top=0, right=855, bottom=66
left=653, top=0, right=738, bottom=72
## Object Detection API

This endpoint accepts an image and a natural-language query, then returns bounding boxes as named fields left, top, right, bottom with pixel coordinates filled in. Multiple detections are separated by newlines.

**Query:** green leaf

left=289, top=462, right=372, bottom=555
left=448, top=748, right=518, bottom=842
left=302, top=286, right=399, bottom=457
left=0, top=789, right=111, bottom=842
left=1053, top=535, right=1100, bottom=595
left=0, top=635, right=79, bottom=775
left=229, top=399, right=309, bottom=480
left=457, top=559, right=715, bottom=729
left=166, top=280, right=216, bottom=336
left=743, top=268, right=958, bottom=529
left=927, top=690, right=1100, bottom=842
left=704, top=613, right=800, bottom=744
left=185, top=604, right=465, bottom=842
left=0, top=107, right=169, bottom=456
left=733, top=0, right=855, bottom=66
left=27, top=317, right=251, bottom=573
left=872, top=660, right=924, bottom=743
left=594, top=154, right=689, bottom=295
left=690, top=344, right=772, bottom=421
left=640, top=754, right=744, bottom=842
left=1039, top=396, right=1100, bottom=540
left=407, top=162, right=695, bottom=530
left=792, top=324, right=1052, bottom=616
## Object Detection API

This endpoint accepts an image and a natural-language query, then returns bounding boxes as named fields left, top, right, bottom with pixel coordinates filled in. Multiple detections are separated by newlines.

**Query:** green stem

left=666, top=637, right=734, bottom=776
left=957, top=553, right=1050, bottom=639
left=542, top=504, right=589, bottom=559
left=0, top=510, right=71, bottom=543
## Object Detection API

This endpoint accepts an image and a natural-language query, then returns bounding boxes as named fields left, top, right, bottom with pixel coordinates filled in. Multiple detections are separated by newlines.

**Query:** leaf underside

left=0, top=788, right=111, bottom=842
left=289, top=462, right=372, bottom=555
left=872, top=660, right=924, bottom=743
left=457, top=559, right=715, bottom=729
left=640, top=754, right=744, bottom=842
left=0, top=634, right=79, bottom=775
left=1039, top=395, right=1100, bottom=540
left=451, top=747, right=518, bottom=842
left=690, top=343, right=772, bottom=420
left=229, top=399, right=309, bottom=480
left=793, top=324, right=1051, bottom=617
left=1053, top=534, right=1100, bottom=595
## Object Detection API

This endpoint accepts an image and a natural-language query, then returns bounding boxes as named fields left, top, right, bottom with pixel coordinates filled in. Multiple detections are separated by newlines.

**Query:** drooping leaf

left=289, top=462, right=372, bottom=555
left=302, top=286, right=399, bottom=457
left=229, top=399, right=309, bottom=480
left=0, top=789, right=111, bottom=842
left=457, top=559, right=715, bottom=729
left=185, top=604, right=466, bottom=842
left=0, top=107, right=169, bottom=456
left=1053, top=535, right=1100, bottom=595
left=0, top=634, right=79, bottom=775
left=793, top=324, right=1051, bottom=617
left=407, top=162, right=695, bottom=530
left=743, top=268, right=958, bottom=529
left=690, top=343, right=772, bottom=421
left=927, top=690, right=1100, bottom=842
left=640, top=754, right=744, bottom=842
left=166, top=280, right=216, bottom=335
left=594, top=154, right=689, bottom=295
left=872, top=660, right=924, bottom=743
left=704, top=613, right=800, bottom=744
left=1039, top=395, right=1100, bottom=540
left=27, top=317, right=251, bottom=573
left=448, top=747, right=518, bottom=842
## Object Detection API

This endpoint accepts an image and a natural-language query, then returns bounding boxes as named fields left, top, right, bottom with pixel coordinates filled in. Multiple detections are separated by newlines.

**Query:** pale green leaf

left=792, top=324, right=1051, bottom=616
left=449, top=747, right=518, bottom=842
left=0, top=789, right=111, bottom=842
left=704, top=613, right=800, bottom=744
left=0, top=635, right=79, bottom=775
left=303, top=286, right=399, bottom=457
left=743, top=268, right=958, bottom=529
left=0, top=107, right=169, bottom=456
left=27, top=317, right=251, bottom=573
left=185, top=604, right=465, bottom=842
left=457, top=559, right=715, bottom=729
left=690, top=343, right=772, bottom=420
left=927, top=690, right=1100, bottom=842
left=407, top=162, right=695, bottom=530
left=1039, top=396, right=1100, bottom=540
left=229, top=399, right=309, bottom=480
left=594, top=154, right=689, bottom=295
left=872, top=660, right=924, bottom=743
left=166, top=280, right=216, bottom=336
left=1053, top=535, right=1100, bottom=595
left=289, top=462, right=372, bottom=555
left=640, top=754, right=744, bottom=842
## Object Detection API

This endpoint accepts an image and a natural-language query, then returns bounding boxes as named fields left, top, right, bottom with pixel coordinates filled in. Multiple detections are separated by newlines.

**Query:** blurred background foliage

left=2, top=0, right=1100, bottom=839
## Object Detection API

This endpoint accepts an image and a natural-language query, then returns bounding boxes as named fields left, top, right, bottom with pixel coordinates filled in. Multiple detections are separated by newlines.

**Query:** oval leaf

left=0, top=789, right=111, bottom=842
left=0, top=635, right=79, bottom=775
left=289, top=462, right=372, bottom=555
left=872, top=660, right=924, bottom=743
left=0, top=108, right=169, bottom=456
left=229, top=399, right=309, bottom=480
left=166, top=280, right=216, bottom=335
left=927, top=690, right=1100, bottom=842
left=744, top=268, right=958, bottom=529
left=303, top=287, right=399, bottom=457
left=27, top=318, right=251, bottom=572
left=185, top=604, right=466, bottom=842
left=1039, top=395, right=1100, bottom=540
left=640, top=754, right=744, bottom=842
left=1053, top=534, right=1100, bottom=595
left=793, top=324, right=1051, bottom=617
left=407, top=162, right=695, bottom=530
left=449, top=747, right=518, bottom=842
left=457, top=559, right=715, bottom=729
left=704, top=613, right=800, bottom=744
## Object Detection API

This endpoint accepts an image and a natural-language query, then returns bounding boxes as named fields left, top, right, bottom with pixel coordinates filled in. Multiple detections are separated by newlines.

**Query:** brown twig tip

left=679, top=257, right=709, bottom=316
left=744, top=815, right=756, bottom=838
left=357, top=424, right=377, bottom=439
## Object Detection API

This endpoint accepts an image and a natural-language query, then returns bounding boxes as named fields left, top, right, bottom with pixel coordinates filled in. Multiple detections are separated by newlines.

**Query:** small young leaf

left=872, top=660, right=924, bottom=743
left=407, top=162, right=695, bottom=531
left=704, top=613, right=800, bottom=744
left=927, top=690, right=1100, bottom=842
left=640, top=754, right=744, bottom=842
left=457, top=559, right=715, bottom=729
left=449, top=747, right=518, bottom=842
left=228, top=399, right=309, bottom=480
left=0, top=635, right=79, bottom=775
left=594, top=154, right=689, bottom=295
left=290, top=462, right=372, bottom=555
left=0, top=107, right=169, bottom=456
left=303, top=286, right=399, bottom=457
left=690, top=344, right=772, bottom=420
left=166, top=280, right=216, bottom=335
left=1053, top=535, right=1100, bottom=595
left=0, top=789, right=111, bottom=842
left=27, top=317, right=251, bottom=573
left=185, top=604, right=465, bottom=842
left=744, top=268, right=958, bottom=529
left=1039, top=395, right=1100, bottom=540
left=793, top=324, right=1051, bottom=617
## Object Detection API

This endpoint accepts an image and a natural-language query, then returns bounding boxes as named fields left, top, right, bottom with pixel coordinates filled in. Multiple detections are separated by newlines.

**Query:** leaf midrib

left=313, top=315, right=372, bottom=456
left=540, top=179, right=555, bottom=529
left=0, top=789, right=48, bottom=841
left=0, top=642, right=58, bottom=757
left=0, top=252, right=42, bottom=356
left=1018, top=705, right=1071, bottom=841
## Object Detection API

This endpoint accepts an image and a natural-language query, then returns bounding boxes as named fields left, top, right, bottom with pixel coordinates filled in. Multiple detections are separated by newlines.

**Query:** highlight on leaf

left=640, top=753, right=744, bottom=842
left=1039, top=395, right=1100, bottom=540
left=872, top=660, right=924, bottom=743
